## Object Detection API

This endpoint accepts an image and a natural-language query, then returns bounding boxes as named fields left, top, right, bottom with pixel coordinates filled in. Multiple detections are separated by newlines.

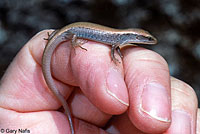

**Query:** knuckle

left=171, top=77, right=198, bottom=106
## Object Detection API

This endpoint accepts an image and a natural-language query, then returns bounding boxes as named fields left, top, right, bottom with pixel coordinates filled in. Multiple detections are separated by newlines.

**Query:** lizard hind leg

left=43, top=30, right=59, bottom=41
left=111, top=44, right=122, bottom=63
left=71, top=34, right=88, bottom=51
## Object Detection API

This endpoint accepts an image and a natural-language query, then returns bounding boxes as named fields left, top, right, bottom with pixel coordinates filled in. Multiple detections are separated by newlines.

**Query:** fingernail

left=141, top=82, right=171, bottom=122
left=166, top=110, right=191, bottom=134
left=106, top=68, right=129, bottom=106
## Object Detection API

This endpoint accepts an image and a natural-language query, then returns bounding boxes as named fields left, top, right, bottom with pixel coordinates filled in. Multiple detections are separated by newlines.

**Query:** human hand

left=0, top=30, right=199, bottom=134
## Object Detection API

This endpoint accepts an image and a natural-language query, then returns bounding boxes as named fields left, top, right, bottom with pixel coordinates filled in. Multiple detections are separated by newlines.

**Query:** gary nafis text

left=1, top=128, right=30, bottom=133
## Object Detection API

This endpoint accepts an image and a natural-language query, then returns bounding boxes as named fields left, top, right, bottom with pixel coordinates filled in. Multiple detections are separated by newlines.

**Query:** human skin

left=0, top=30, right=199, bottom=134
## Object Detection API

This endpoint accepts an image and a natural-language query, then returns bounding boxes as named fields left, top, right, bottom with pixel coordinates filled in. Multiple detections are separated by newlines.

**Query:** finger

left=123, top=47, right=171, bottom=133
left=165, top=77, right=198, bottom=134
left=34, top=30, right=129, bottom=115
left=106, top=113, right=146, bottom=134
left=0, top=107, right=107, bottom=134
left=0, top=30, right=73, bottom=112
left=64, top=40, right=129, bottom=114
left=105, top=77, right=198, bottom=134
left=40, top=30, right=114, bottom=126
left=69, top=88, right=112, bottom=127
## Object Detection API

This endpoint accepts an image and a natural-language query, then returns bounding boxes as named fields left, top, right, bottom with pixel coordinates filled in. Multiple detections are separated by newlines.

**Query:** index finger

left=0, top=30, right=73, bottom=112
left=123, top=47, right=171, bottom=133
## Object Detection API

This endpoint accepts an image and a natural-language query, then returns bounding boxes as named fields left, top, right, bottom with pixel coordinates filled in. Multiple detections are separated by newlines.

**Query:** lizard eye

left=147, top=36, right=155, bottom=41
left=136, top=35, right=147, bottom=40
left=136, top=35, right=155, bottom=42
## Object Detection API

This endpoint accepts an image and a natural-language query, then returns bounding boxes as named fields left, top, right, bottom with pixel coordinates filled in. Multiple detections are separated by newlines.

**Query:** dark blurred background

left=0, top=0, right=199, bottom=106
